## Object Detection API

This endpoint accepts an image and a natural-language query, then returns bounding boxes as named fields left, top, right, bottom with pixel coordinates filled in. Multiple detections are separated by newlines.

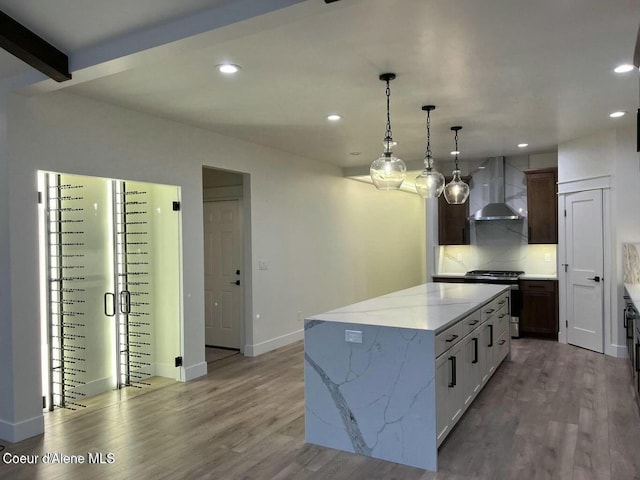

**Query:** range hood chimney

left=470, top=157, right=523, bottom=221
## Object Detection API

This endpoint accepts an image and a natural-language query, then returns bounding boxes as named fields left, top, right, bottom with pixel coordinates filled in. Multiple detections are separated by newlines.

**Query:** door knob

left=587, top=276, right=601, bottom=282
left=229, top=280, right=240, bottom=286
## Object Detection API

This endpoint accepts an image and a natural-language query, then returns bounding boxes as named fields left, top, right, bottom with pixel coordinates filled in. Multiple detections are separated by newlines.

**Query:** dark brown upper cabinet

left=525, top=168, right=558, bottom=244
left=438, top=176, right=471, bottom=245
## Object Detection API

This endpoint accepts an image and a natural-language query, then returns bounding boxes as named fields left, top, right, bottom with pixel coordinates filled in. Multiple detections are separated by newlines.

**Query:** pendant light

left=415, top=105, right=445, bottom=198
left=443, top=126, right=470, bottom=204
left=370, top=73, right=406, bottom=190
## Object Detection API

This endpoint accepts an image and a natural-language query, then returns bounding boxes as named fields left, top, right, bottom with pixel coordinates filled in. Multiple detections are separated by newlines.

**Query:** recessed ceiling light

left=478, top=166, right=486, bottom=170
left=518, top=143, right=528, bottom=148
left=349, top=152, right=361, bottom=156
left=610, top=111, right=626, bottom=118
left=217, top=63, right=241, bottom=74
left=450, top=150, right=460, bottom=155
left=614, top=63, right=635, bottom=73
left=327, top=114, right=342, bottom=121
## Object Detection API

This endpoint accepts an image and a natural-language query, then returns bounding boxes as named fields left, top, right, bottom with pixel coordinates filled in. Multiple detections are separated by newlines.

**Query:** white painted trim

left=76, top=376, right=113, bottom=398
left=609, top=343, right=627, bottom=359
left=603, top=188, right=614, bottom=357
left=558, top=195, right=568, bottom=344
left=183, top=361, right=207, bottom=381
left=557, top=175, right=611, bottom=194
left=244, top=329, right=303, bottom=357
left=0, top=415, right=44, bottom=443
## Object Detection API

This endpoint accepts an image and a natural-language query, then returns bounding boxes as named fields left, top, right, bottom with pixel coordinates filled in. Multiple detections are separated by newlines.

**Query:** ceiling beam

left=0, top=10, right=71, bottom=82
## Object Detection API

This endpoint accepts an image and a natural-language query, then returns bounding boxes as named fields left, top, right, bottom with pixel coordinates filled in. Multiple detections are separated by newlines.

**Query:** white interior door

left=204, top=200, right=242, bottom=349
left=565, top=189, right=604, bottom=353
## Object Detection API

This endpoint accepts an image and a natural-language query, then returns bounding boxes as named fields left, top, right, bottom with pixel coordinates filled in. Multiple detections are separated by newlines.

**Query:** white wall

left=3, top=90, right=425, bottom=441
left=558, top=124, right=638, bottom=356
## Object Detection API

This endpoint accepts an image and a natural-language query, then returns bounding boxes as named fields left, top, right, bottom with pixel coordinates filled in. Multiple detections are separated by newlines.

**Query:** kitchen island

left=304, top=282, right=510, bottom=471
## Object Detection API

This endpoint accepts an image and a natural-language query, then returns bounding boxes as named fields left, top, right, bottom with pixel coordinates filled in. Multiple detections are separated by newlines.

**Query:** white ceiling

left=1, top=0, right=638, bottom=171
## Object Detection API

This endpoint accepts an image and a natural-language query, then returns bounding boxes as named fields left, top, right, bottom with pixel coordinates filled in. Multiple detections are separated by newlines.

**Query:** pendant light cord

left=425, top=109, right=432, bottom=170
left=384, top=80, right=393, bottom=145
left=454, top=129, right=460, bottom=169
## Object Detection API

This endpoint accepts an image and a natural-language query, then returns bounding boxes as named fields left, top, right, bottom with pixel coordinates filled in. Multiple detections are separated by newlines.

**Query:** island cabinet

left=520, top=279, right=558, bottom=338
left=304, top=283, right=511, bottom=472
left=525, top=168, right=558, bottom=244
left=438, top=176, right=472, bottom=245
left=436, top=290, right=510, bottom=446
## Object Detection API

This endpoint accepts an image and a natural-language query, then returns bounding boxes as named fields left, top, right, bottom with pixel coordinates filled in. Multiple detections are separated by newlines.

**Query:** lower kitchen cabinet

left=436, top=291, right=510, bottom=447
left=520, top=279, right=559, bottom=338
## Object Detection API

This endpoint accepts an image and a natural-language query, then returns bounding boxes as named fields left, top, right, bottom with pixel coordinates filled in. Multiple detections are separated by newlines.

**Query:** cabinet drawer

left=436, top=321, right=464, bottom=358
left=495, top=330, right=509, bottom=365
left=496, top=304, right=510, bottom=335
left=481, top=293, right=509, bottom=321
left=462, top=308, right=482, bottom=335
left=520, top=280, right=555, bottom=292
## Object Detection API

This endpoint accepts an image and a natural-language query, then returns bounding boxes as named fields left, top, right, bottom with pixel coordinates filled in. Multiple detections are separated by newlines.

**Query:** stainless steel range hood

left=470, top=157, right=523, bottom=221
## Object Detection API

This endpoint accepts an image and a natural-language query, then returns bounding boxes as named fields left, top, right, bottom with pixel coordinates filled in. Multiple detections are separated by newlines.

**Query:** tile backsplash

left=623, top=244, right=640, bottom=284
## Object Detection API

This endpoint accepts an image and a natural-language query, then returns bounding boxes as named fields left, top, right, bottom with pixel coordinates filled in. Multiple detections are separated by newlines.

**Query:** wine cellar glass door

left=40, top=172, right=182, bottom=412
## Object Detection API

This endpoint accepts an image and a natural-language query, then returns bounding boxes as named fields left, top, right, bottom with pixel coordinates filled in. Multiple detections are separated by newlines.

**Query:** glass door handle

left=119, top=290, right=131, bottom=314
left=104, top=293, right=116, bottom=317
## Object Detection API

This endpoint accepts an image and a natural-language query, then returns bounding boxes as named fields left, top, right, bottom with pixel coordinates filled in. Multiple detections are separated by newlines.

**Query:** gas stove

left=464, top=270, right=524, bottom=282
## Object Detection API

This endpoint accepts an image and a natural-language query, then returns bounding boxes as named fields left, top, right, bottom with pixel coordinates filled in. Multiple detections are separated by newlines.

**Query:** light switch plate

left=345, top=330, right=363, bottom=344
left=258, top=259, right=269, bottom=270
left=544, top=253, right=551, bottom=262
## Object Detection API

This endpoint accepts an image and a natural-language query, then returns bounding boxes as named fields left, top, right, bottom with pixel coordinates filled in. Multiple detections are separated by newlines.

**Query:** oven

left=464, top=270, right=523, bottom=338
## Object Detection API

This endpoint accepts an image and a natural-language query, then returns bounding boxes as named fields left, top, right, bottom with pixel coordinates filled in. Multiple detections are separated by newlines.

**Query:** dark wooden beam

left=0, top=10, right=71, bottom=82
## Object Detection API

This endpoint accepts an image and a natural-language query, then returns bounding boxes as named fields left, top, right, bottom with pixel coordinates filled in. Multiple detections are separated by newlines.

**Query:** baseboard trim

left=606, top=343, right=627, bottom=358
left=0, top=415, right=44, bottom=443
left=184, top=361, right=207, bottom=381
left=244, top=329, right=304, bottom=357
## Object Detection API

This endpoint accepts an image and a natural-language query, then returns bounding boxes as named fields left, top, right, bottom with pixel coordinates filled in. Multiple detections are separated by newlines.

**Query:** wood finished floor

left=1, top=338, right=640, bottom=479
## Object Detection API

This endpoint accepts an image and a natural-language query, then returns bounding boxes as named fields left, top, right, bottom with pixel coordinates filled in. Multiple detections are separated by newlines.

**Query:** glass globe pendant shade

left=414, top=155, right=445, bottom=198
left=370, top=148, right=406, bottom=190
left=443, top=169, right=470, bottom=204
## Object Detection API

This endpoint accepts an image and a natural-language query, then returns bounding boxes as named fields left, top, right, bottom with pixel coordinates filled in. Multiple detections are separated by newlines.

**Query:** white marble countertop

left=520, top=274, right=558, bottom=280
left=307, top=283, right=509, bottom=333
left=625, top=283, right=640, bottom=307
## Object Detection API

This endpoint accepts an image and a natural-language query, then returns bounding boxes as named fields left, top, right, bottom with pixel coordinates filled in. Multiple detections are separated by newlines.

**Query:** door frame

left=557, top=174, right=618, bottom=356
left=202, top=183, right=247, bottom=355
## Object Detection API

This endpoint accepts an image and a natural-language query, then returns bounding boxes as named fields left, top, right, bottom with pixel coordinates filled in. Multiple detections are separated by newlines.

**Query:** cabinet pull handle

left=485, top=308, right=495, bottom=314
left=472, top=337, right=478, bottom=364
left=624, top=307, right=628, bottom=328
left=528, top=226, right=531, bottom=239
left=488, top=324, right=493, bottom=347
left=499, top=313, right=508, bottom=319
left=498, top=339, right=506, bottom=346
left=498, top=300, right=506, bottom=305
left=461, top=228, right=465, bottom=244
left=445, top=334, right=459, bottom=343
left=636, top=343, right=639, bottom=373
left=469, top=319, right=479, bottom=326
left=448, top=356, right=457, bottom=387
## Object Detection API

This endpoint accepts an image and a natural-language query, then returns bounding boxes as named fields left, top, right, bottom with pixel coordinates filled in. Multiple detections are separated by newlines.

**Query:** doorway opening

left=202, top=167, right=247, bottom=364
left=38, top=171, right=183, bottom=415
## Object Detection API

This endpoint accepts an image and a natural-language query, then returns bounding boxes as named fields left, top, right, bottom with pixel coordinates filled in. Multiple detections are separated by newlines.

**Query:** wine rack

left=114, top=182, right=152, bottom=389
left=45, top=174, right=87, bottom=410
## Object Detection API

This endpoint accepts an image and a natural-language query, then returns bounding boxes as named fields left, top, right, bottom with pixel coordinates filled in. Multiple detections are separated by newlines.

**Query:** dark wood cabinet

left=520, top=279, right=558, bottom=338
left=525, top=168, right=558, bottom=244
left=438, top=176, right=471, bottom=245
